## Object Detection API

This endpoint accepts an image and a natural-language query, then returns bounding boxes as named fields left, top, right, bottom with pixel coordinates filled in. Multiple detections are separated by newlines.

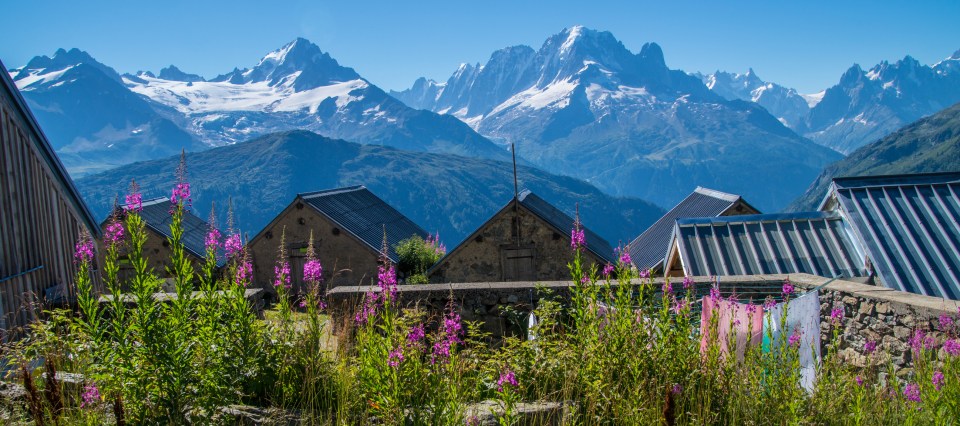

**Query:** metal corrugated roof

left=629, top=187, right=756, bottom=271
left=299, top=186, right=428, bottom=263
left=129, top=197, right=226, bottom=267
left=824, top=172, right=960, bottom=300
left=517, top=190, right=615, bottom=263
left=671, top=211, right=866, bottom=279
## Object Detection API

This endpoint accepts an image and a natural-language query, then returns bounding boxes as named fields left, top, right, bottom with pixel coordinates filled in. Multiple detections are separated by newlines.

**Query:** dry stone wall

left=329, top=274, right=960, bottom=375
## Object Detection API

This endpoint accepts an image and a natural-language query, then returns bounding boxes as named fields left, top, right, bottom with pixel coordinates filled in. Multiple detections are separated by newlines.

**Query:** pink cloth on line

left=700, top=296, right=764, bottom=361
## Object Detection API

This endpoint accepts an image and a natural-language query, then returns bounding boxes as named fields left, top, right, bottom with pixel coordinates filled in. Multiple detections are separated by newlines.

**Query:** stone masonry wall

left=429, top=204, right=607, bottom=283
left=330, top=274, right=960, bottom=376
left=97, top=226, right=208, bottom=292
left=248, top=201, right=381, bottom=298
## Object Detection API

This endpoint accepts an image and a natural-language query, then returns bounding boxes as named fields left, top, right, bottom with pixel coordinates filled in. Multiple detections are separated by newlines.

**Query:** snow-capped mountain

left=10, top=39, right=510, bottom=176
left=696, top=69, right=811, bottom=128
left=122, top=38, right=507, bottom=160
left=801, top=51, right=960, bottom=154
left=9, top=48, right=204, bottom=176
left=392, top=26, right=841, bottom=211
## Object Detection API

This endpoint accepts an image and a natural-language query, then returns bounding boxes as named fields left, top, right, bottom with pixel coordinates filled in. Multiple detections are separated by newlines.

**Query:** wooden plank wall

left=0, top=89, right=99, bottom=338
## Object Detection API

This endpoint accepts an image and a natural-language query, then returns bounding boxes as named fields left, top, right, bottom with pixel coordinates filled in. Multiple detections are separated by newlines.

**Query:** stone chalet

left=247, top=185, right=428, bottom=298
left=428, top=190, right=615, bottom=283
left=99, top=197, right=226, bottom=289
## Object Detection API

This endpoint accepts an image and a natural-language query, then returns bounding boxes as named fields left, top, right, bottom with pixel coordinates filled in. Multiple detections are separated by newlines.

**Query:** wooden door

left=502, top=247, right=535, bottom=281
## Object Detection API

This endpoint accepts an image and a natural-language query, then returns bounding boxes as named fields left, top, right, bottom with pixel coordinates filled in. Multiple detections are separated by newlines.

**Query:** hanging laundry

left=764, top=289, right=822, bottom=392
left=700, top=296, right=764, bottom=362
left=527, top=312, right=538, bottom=341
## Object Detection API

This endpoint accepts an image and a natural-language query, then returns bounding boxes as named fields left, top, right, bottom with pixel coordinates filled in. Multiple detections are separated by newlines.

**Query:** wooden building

left=0, top=59, right=102, bottom=334
left=100, top=197, right=225, bottom=288
left=247, top=186, right=428, bottom=297
left=428, top=190, right=615, bottom=283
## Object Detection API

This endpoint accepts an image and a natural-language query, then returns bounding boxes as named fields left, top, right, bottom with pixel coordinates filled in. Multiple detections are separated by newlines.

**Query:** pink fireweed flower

left=682, top=276, right=694, bottom=290
left=855, top=376, right=864, bottom=387
left=81, top=383, right=100, bottom=407
left=224, top=234, right=243, bottom=258
left=617, top=247, right=632, bottom=266
left=298, top=299, right=306, bottom=309
left=74, top=237, right=94, bottom=264
left=124, top=180, right=143, bottom=212
left=303, top=259, right=323, bottom=283
left=602, top=263, right=614, bottom=278
left=671, top=298, right=688, bottom=315
left=709, top=287, right=721, bottom=302
left=388, top=346, right=405, bottom=368
left=355, top=293, right=380, bottom=326
left=788, top=331, right=801, bottom=347
left=903, top=383, right=921, bottom=403
left=580, top=275, right=589, bottom=284
left=639, top=269, right=650, bottom=279
left=944, top=339, right=960, bottom=356
left=864, top=340, right=878, bottom=355
left=939, top=314, right=955, bottom=332
left=274, top=261, right=291, bottom=289
left=427, top=233, right=447, bottom=256
left=431, top=339, right=452, bottom=364
left=444, top=309, right=464, bottom=344
left=671, top=384, right=682, bottom=395
left=830, top=307, right=844, bottom=326
left=782, top=279, right=795, bottom=296
left=407, top=324, right=426, bottom=345
left=570, top=228, right=586, bottom=250
left=377, top=264, right=398, bottom=304
left=933, top=371, right=945, bottom=391
left=662, top=280, right=673, bottom=294
left=104, top=221, right=125, bottom=247
left=170, top=182, right=191, bottom=206
left=235, top=260, right=252, bottom=287
left=910, top=329, right=937, bottom=353
left=763, top=297, right=777, bottom=309
left=497, top=369, right=518, bottom=392
left=205, top=228, right=221, bottom=252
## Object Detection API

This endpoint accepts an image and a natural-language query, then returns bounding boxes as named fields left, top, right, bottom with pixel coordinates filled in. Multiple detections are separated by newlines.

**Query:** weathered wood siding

left=1, top=75, right=100, bottom=336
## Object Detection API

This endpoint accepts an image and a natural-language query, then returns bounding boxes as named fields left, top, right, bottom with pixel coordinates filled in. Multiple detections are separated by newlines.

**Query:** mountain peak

left=839, top=63, right=864, bottom=85
left=17, top=47, right=122, bottom=84
left=209, top=38, right=360, bottom=90
left=259, top=37, right=322, bottom=68
left=158, top=65, right=205, bottom=82
left=638, top=42, right=666, bottom=69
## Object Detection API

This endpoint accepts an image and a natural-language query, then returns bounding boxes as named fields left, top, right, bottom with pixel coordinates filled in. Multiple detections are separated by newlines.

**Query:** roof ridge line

left=693, top=186, right=741, bottom=202
left=299, top=185, right=366, bottom=198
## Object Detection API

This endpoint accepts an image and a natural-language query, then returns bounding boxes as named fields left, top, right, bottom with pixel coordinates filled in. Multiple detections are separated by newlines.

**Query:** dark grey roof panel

left=299, top=186, right=428, bottom=263
left=673, top=212, right=865, bottom=279
left=831, top=173, right=960, bottom=300
left=517, top=190, right=616, bottom=263
left=629, top=187, right=755, bottom=271
left=132, top=197, right=226, bottom=267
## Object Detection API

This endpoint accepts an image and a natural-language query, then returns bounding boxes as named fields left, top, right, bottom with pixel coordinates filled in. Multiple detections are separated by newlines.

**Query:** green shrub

left=394, top=234, right=446, bottom=283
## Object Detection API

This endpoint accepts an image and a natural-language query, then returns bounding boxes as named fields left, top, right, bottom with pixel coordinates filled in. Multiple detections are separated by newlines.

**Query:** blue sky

left=2, top=0, right=958, bottom=94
